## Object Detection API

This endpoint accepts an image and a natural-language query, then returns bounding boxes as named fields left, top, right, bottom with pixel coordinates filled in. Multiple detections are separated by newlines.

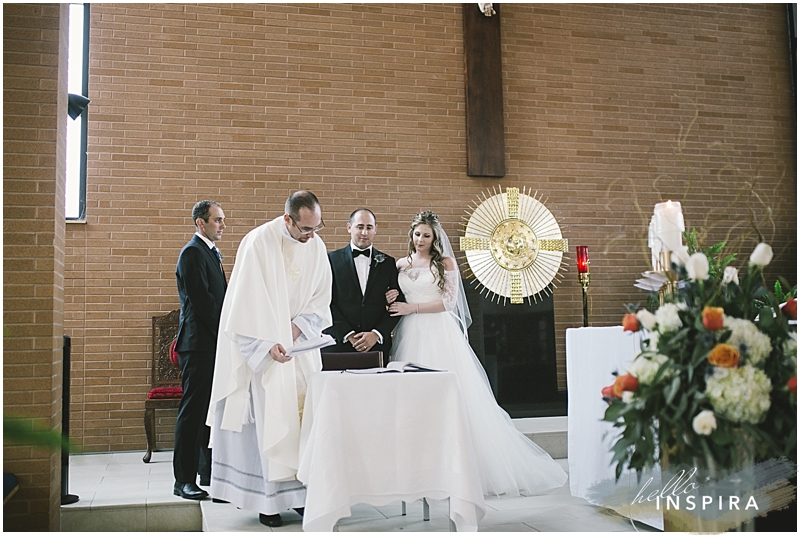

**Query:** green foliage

left=3, top=417, right=78, bottom=453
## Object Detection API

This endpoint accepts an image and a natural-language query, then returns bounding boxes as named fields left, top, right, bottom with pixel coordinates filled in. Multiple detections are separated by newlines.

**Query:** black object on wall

left=61, top=335, right=79, bottom=505
left=465, top=284, right=566, bottom=418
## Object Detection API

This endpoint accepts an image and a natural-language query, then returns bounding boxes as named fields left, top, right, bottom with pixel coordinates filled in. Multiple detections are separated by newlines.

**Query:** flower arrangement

left=602, top=236, right=796, bottom=480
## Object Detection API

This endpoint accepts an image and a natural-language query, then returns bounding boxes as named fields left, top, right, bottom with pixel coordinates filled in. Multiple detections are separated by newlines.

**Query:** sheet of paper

left=286, top=334, right=336, bottom=356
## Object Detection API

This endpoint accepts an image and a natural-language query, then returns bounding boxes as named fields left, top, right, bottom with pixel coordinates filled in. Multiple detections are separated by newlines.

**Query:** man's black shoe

left=259, top=513, right=283, bottom=527
left=293, top=507, right=304, bottom=517
left=212, top=498, right=229, bottom=504
left=173, top=481, right=209, bottom=500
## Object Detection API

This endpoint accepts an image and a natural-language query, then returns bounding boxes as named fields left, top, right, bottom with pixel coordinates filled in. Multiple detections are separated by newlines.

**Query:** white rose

left=685, top=252, right=710, bottom=281
left=722, top=266, right=739, bottom=285
left=749, top=243, right=773, bottom=267
left=621, top=391, right=634, bottom=403
left=692, top=410, right=717, bottom=435
left=636, top=309, right=657, bottom=331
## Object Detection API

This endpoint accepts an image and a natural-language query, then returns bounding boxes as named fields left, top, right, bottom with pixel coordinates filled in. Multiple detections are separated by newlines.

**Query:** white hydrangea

left=627, top=353, right=670, bottom=384
left=784, top=334, right=797, bottom=374
left=655, top=303, right=683, bottom=333
left=783, top=332, right=796, bottom=359
left=724, top=316, right=772, bottom=366
left=705, top=365, right=772, bottom=424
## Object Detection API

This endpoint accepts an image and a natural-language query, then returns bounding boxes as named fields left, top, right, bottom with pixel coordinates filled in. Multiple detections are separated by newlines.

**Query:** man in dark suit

left=324, top=208, right=403, bottom=360
left=173, top=200, right=227, bottom=500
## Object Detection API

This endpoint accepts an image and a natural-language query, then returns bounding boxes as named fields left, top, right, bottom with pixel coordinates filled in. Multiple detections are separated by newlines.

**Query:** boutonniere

left=373, top=253, right=386, bottom=264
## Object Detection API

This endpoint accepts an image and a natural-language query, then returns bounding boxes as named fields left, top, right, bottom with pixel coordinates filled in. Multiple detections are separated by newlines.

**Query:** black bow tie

left=352, top=248, right=370, bottom=258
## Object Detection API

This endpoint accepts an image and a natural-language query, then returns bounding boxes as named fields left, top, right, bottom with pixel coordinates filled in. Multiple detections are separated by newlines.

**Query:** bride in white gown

left=387, top=211, right=567, bottom=497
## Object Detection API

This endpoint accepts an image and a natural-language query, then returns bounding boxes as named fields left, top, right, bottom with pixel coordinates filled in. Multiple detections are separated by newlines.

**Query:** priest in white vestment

left=206, top=191, right=332, bottom=527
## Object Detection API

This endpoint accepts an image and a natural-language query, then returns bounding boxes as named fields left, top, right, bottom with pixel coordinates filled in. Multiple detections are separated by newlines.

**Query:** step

left=514, top=416, right=568, bottom=459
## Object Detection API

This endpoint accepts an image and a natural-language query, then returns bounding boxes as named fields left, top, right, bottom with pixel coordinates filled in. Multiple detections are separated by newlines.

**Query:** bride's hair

left=406, top=211, right=446, bottom=292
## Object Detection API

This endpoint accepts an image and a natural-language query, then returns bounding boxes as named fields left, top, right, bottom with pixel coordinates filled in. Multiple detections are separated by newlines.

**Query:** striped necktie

left=212, top=247, right=223, bottom=271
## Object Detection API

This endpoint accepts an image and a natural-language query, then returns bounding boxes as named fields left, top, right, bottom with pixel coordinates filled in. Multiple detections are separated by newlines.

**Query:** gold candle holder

left=657, top=250, right=677, bottom=305
left=579, top=272, right=591, bottom=327
left=576, top=246, right=590, bottom=327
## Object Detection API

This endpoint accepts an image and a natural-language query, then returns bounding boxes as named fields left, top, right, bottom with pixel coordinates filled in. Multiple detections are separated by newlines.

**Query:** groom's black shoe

left=259, top=513, right=283, bottom=527
left=173, top=481, right=209, bottom=500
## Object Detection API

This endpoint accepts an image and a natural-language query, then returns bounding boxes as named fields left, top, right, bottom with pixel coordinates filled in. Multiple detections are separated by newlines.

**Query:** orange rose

left=707, top=343, right=740, bottom=368
left=702, top=306, right=725, bottom=331
left=622, top=313, right=640, bottom=332
left=783, top=297, right=797, bottom=320
left=788, top=376, right=797, bottom=396
left=612, top=374, right=639, bottom=398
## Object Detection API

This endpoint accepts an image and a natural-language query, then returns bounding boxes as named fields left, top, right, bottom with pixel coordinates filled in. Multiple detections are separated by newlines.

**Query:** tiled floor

left=61, top=451, right=658, bottom=532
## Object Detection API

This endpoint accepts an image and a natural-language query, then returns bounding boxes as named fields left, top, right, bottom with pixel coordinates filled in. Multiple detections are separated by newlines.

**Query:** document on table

left=345, top=361, right=444, bottom=374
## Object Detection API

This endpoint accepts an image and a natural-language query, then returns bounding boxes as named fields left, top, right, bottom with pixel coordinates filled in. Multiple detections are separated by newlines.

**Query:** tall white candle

left=648, top=215, right=662, bottom=269
left=654, top=200, right=684, bottom=253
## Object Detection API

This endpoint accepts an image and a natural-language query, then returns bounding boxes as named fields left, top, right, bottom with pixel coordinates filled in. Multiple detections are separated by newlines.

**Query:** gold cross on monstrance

left=460, top=187, right=568, bottom=304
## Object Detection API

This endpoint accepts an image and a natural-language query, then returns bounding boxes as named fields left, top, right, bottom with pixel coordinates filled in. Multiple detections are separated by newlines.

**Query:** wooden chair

left=320, top=351, right=383, bottom=371
left=143, top=309, right=182, bottom=463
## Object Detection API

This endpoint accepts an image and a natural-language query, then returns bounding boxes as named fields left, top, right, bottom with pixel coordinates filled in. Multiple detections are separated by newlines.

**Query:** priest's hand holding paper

left=269, top=343, right=292, bottom=363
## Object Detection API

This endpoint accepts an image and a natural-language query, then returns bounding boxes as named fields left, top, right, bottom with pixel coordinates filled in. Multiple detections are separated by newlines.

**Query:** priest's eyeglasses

left=290, top=216, right=325, bottom=235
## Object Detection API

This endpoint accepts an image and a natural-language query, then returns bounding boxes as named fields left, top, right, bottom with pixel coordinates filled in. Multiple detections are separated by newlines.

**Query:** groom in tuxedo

left=324, top=208, right=403, bottom=358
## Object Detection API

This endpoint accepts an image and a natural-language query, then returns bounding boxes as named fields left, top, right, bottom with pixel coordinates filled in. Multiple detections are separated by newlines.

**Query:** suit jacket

left=175, top=235, right=228, bottom=354
left=324, top=245, right=403, bottom=356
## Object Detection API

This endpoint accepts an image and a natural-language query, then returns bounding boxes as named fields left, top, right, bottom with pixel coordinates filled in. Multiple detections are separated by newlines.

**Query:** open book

left=286, top=334, right=336, bottom=356
left=345, top=361, right=443, bottom=374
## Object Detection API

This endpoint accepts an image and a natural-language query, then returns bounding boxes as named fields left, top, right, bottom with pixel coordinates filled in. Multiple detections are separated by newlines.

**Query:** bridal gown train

left=391, top=267, right=568, bottom=497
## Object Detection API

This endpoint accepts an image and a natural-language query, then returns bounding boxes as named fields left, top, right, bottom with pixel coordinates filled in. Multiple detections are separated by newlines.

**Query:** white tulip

left=685, top=253, right=710, bottom=281
left=671, top=245, right=690, bottom=266
left=722, top=266, right=739, bottom=285
left=749, top=243, right=773, bottom=267
left=636, top=309, right=657, bottom=331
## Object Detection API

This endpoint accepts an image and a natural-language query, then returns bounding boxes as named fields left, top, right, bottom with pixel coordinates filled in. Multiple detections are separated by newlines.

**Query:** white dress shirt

left=346, top=244, right=383, bottom=345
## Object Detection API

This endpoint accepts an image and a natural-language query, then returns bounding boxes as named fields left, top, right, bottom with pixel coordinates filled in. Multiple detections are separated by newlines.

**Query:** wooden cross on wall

left=463, top=3, right=505, bottom=177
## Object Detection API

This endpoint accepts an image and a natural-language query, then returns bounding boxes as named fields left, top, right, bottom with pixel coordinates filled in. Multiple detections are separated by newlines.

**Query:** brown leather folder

left=321, top=351, right=384, bottom=371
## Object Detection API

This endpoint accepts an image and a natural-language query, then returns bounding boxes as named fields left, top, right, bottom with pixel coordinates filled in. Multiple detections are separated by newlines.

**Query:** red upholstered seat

left=147, top=386, right=183, bottom=399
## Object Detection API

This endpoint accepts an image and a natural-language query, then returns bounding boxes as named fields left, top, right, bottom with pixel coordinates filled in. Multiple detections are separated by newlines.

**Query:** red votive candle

left=576, top=246, right=589, bottom=274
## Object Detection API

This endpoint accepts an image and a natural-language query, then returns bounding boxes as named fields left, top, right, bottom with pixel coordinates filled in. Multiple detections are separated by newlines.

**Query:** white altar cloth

left=297, top=371, right=486, bottom=532
left=566, top=326, right=662, bottom=529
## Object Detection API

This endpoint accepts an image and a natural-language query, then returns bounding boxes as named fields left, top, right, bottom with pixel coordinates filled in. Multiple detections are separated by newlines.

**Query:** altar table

left=566, top=326, right=662, bottom=530
left=297, top=371, right=486, bottom=532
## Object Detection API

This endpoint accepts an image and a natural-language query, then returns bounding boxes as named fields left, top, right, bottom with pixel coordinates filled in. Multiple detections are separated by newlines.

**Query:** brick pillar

left=3, top=3, right=68, bottom=531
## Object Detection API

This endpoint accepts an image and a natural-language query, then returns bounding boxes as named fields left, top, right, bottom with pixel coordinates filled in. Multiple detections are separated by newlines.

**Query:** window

left=66, top=3, right=89, bottom=220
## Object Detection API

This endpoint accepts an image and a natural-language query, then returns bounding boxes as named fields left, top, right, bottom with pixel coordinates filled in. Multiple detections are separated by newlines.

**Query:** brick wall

left=3, top=3, right=68, bottom=530
left=58, top=3, right=795, bottom=453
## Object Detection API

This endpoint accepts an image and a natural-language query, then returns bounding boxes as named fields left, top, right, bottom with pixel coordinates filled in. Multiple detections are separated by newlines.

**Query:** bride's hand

left=385, top=288, right=399, bottom=305
left=389, top=301, right=416, bottom=316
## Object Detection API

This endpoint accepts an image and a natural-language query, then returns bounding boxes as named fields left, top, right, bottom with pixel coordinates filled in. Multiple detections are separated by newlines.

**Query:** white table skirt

left=298, top=371, right=486, bottom=532
left=566, top=326, right=662, bottom=530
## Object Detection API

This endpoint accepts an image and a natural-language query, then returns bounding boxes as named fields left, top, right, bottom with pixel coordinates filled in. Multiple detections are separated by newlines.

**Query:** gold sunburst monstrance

left=459, top=187, right=568, bottom=304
